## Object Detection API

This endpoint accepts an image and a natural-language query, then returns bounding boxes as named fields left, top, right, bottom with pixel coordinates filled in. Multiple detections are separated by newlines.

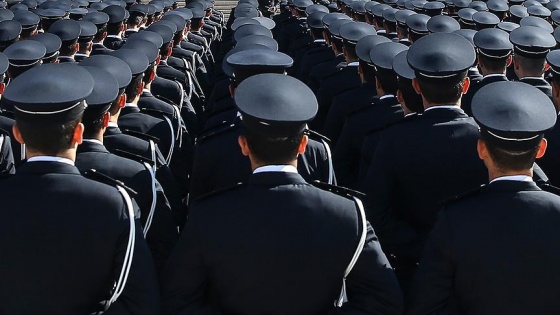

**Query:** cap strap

left=14, top=100, right=86, bottom=115
left=418, top=71, right=461, bottom=78
left=477, top=48, right=512, bottom=59
left=515, top=45, right=550, bottom=56
left=486, top=129, right=541, bottom=141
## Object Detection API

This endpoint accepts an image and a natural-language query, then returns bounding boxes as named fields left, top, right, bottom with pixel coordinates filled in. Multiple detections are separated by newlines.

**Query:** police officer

left=163, top=73, right=404, bottom=315
left=0, top=63, right=159, bottom=314
left=360, top=33, right=488, bottom=300
left=409, top=81, right=560, bottom=315
left=47, top=19, right=82, bottom=63
left=75, top=65, right=179, bottom=274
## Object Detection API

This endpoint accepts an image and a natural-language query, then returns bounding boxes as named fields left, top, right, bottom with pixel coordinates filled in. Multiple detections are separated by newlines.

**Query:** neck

left=488, top=168, right=533, bottom=182
left=423, top=100, right=460, bottom=110
left=86, top=130, right=104, bottom=142
left=250, top=159, right=297, bottom=172
left=481, top=68, right=506, bottom=76
left=26, top=149, right=76, bottom=162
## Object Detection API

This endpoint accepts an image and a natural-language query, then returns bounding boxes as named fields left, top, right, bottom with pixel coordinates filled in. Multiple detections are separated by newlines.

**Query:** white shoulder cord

left=0, top=135, right=4, bottom=155
left=108, top=186, right=136, bottom=306
left=20, top=143, right=25, bottom=161
left=162, top=115, right=175, bottom=165
left=171, top=105, right=185, bottom=148
left=142, top=162, right=157, bottom=237
left=321, top=139, right=334, bottom=185
left=149, top=140, right=157, bottom=169
left=335, top=196, right=367, bottom=307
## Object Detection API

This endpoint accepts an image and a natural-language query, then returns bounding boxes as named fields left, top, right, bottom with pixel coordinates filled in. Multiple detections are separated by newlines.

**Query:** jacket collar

left=77, top=140, right=110, bottom=154
left=422, top=106, right=468, bottom=119
left=248, top=171, right=307, bottom=187
left=486, top=180, right=541, bottom=193
left=17, top=160, right=81, bottom=176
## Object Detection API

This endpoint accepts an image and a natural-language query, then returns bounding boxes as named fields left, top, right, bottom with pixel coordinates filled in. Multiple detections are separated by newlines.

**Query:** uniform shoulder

left=442, top=184, right=487, bottom=207
left=191, top=182, right=245, bottom=205
left=82, top=169, right=138, bottom=197
left=309, top=180, right=366, bottom=201
left=198, top=122, right=238, bottom=143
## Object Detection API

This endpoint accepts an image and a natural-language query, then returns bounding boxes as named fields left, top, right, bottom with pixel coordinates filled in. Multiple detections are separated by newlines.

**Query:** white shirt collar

left=27, top=156, right=75, bottom=166
left=520, top=76, right=544, bottom=80
left=379, top=94, right=395, bottom=100
left=82, top=139, right=104, bottom=145
left=424, top=105, right=459, bottom=112
left=74, top=53, right=88, bottom=57
left=253, top=165, right=298, bottom=174
left=490, top=175, right=533, bottom=184
left=405, top=112, right=416, bottom=117
left=314, top=39, right=326, bottom=43
left=106, top=35, right=122, bottom=39
left=347, top=61, right=359, bottom=67
left=142, top=88, right=150, bottom=93
left=108, top=122, right=119, bottom=128
left=377, top=29, right=386, bottom=34
left=483, top=73, right=506, bottom=79
left=124, top=102, right=137, bottom=108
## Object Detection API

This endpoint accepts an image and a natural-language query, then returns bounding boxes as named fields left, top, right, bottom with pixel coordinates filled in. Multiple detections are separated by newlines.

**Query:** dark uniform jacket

left=360, top=107, right=487, bottom=261
left=334, top=95, right=403, bottom=189
left=103, top=124, right=188, bottom=226
left=104, top=35, right=125, bottom=50
left=163, top=171, right=403, bottom=315
left=409, top=179, right=560, bottom=315
left=537, top=117, right=560, bottom=185
left=519, top=77, right=553, bottom=100
left=313, top=63, right=362, bottom=131
left=296, top=40, right=335, bottom=83
left=0, top=160, right=159, bottom=314
left=76, top=140, right=179, bottom=273
left=323, top=81, right=377, bottom=145
left=90, top=42, right=113, bottom=55
left=461, top=74, right=508, bottom=116
left=189, top=120, right=334, bottom=200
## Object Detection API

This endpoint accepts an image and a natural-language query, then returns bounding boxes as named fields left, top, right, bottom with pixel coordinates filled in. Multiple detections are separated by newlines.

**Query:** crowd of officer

left=1, top=0, right=560, bottom=313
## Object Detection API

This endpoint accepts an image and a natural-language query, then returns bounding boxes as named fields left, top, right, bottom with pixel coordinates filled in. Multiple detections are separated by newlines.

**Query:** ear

left=412, top=77, right=421, bottom=94
left=461, top=76, right=470, bottom=95
left=156, top=55, right=161, bottom=65
left=149, top=70, right=156, bottom=82
left=12, top=124, right=24, bottom=144
left=396, top=89, right=404, bottom=105
left=544, top=62, right=550, bottom=72
left=238, top=135, right=250, bottom=157
left=119, top=94, right=126, bottom=108
left=506, top=54, right=513, bottom=67
left=536, top=138, right=548, bottom=159
left=513, top=54, right=520, bottom=70
left=74, top=43, right=79, bottom=54
left=102, top=112, right=110, bottom=128
left=477, top=138, right=487, bottom=161
left=72, top=122, right=84, bottom=146
left=0, top=82, right=6, bottom=95
left=228, top=83, right=235, bottom=97
left=102, top=31, right=108, bottom=40
left=137, top=81, right=144, bottom=95
left=297, top=134, right=308, bottom=155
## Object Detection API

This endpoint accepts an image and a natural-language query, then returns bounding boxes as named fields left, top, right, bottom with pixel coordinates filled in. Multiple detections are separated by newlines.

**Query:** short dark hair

left=342, top=41, right=358, bottom=61
left=128, top=12, right=144, bottom=27
left=398, top=77, right=423, bottom=113
left=376, top=68, right=399, bottom=95
left=109, top=90, right=125, bottom=116
left=514, top=54, right=547, bottom=76
left=15, top=116, right=82, bottom=155
left=243, top=127, right=304, bottom=164
left=191, top=18, right=203, bottom=30
left=331, top=37, right=343, bottom=53
left=125, top=74, right=144, bottom=101
left=359, top=60, right=376, bottom=82
left=59, top=40, right=78, bottom=56
left=143, top=62, right=156, bottom=85
left=385, top=21, right=396, bottom=33
left=416, top=70, right=467, bottom=104
left=20, top=26, right=37, bottom=40
left=484, top=138, right=541, bottom=172
left=94, top=24, right=108, bottom=42
left=82, top=111, right=105, bottom=138
left=7, top=62, right=41, bottom=79
left=310, top=28, right=323, bottom=39
left=479, top=54, right=509, bottom=73
left=106, top=22, right=122, bottom=35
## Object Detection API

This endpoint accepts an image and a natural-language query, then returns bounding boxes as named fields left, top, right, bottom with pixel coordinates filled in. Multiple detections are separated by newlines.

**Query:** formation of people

left=0, top=0, right=560, bottom=312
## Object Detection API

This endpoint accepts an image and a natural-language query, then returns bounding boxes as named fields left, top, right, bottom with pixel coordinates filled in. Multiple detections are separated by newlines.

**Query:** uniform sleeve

left=105, top=217, right=160, bottom=315
left=146, top=180, right=179, bottom=276
left=360, top=132, right=419, bottom=258
left=333, top=223, right=404, bottom=315
left=161, top=209, right=223, bottom=315
left=407, top=210, right=455, bottom=315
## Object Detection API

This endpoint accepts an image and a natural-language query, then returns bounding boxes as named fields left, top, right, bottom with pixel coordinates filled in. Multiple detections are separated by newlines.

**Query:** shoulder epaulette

left=82, top=169, right=138, bottom=196
left=121, top=129, right=160, bottom=144
left=310, top=180, right=366, bottom=199
left=538, top=183, right=560, bottom=196
left=198, top=122, right=238, bottom=143
left=139, top=107, right=173, bottom=118
left=442, top=184, right=487, bottom=206
left=191, top=182, right=245, bottom=204
left=384, top=114, right=421, bottom=129
left=113, top=149, right=155, bottom=166
left=305, top=129, right=331, bottom=143
left=153, top=94, right=179, bottom=107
